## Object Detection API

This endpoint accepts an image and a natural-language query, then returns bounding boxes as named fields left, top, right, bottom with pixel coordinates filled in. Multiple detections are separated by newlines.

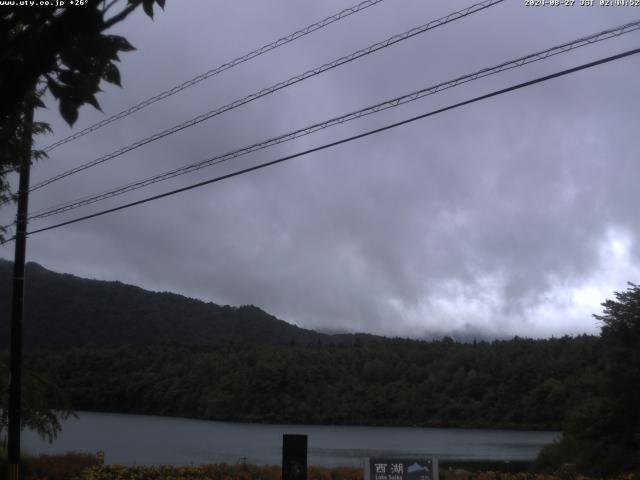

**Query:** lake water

left=23, top=411, right=559, bottom=467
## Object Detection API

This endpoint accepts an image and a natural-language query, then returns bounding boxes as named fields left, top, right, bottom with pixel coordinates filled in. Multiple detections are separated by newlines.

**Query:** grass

left=0, top=451, right=635, bottom=480
left=440, top=460, right=533, bottom=473
left=0, top=448, right=100, bottom=480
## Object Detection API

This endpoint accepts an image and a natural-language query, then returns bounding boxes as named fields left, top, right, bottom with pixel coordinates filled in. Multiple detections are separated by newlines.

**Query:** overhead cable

left=2, top=46, right=634, bottom=244
left=26, top=19, right=640, bottom=221
left=29, top=0, right=504, bottom=192
left=41, top=0, right=387, bottom=153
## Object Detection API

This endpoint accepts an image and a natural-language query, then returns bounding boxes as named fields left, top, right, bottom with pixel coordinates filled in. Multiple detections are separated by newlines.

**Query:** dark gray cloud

left=2, top=0, right=639, bottom=338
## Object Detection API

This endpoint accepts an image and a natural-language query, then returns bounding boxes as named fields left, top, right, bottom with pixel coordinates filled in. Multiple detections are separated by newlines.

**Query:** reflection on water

left=23, top=411, right=559, bottom=467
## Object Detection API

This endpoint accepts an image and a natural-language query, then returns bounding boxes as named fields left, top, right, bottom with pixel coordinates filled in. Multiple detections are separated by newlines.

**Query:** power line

left=4, top=46, right=635, bottom=244
left=25, top=19, right=640, bottom=222
left=41, top=0, right=386, bottom=153
left=28, top=0, right=504, bottom=193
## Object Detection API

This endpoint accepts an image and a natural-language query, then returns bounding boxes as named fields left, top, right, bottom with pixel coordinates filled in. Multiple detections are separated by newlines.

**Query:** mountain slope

left=0, top=259, right=355, bottom=349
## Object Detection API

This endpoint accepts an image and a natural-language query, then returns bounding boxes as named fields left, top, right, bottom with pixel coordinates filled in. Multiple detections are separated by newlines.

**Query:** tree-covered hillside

left=0, top=259, right=377, bottom=349
left=23, top=335, right=600, bottom=430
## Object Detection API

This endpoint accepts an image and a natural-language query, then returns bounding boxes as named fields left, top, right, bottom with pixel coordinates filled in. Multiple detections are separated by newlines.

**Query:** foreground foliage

left=0, top=453, right=636, bottom=480
left=82, top=464, right=361, bottom=480
left=0, top=359, right=74, bottom=442
left=443, top=472, right=636, bottom=480
left=534, top=283, right=640, bottom=475
left=0, top=450, right=99, bottom=480
left=79, top=465, right=637, bottom=480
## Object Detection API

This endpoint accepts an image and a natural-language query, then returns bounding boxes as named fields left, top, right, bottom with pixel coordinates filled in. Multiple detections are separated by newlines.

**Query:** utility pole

left=7, top=94, right=34, bottom=480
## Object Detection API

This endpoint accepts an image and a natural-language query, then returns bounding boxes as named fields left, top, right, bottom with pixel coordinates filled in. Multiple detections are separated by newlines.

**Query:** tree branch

left=103, top=0, right=141, bottom=30
left=103, top=0, right=122, bottom=14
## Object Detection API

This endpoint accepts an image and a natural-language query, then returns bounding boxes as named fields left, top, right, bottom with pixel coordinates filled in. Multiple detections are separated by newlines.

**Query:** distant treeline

left=24, top=335, right=600, bottom=430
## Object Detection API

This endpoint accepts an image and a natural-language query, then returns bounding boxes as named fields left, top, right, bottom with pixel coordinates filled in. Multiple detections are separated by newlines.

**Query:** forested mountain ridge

left=0, top=259, right=377, bottom=349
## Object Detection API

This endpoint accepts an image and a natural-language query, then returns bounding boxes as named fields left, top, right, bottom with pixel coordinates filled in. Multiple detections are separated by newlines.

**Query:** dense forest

left=21, top=336, right=601, bottom=430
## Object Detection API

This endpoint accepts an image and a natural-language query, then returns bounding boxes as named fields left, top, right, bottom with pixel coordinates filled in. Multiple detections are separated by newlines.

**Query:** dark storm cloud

left=2, top=0, right=639, bottom=338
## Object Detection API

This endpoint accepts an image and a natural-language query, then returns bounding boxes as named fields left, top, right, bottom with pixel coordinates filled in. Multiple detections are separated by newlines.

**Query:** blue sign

left=370, top=458, right=433, bottom=480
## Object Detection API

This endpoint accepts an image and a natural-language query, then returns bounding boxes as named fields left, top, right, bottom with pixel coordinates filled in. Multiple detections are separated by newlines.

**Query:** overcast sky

left=2, top=0, right=639, bottom=339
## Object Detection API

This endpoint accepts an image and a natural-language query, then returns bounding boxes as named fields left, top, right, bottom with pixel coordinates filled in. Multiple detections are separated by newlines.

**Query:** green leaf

left=109, top=35, right=136, bottom=52
left=85, top=93, right=102, bottom=112
left=47, top=78, right=62, bottom=99
left=142, top=0, right=154, bottom=18
left=33, top=121, right=52, bottom=136
left=58, top=69, right=77, bottom=86
left=59, top=100, right=79, bottom=126
left=31, top=149, right=49, bottom=162
left=75, top=35, right=114, bottom=63
left=33, top=96, right=46, bottom=109
left=60, top=44, right=92, bottom=71
left=102, top=62, right=121, bottom=87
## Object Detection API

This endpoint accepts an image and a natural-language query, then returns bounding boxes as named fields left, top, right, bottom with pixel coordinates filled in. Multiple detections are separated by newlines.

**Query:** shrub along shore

left=1, top=451, right=636, bottom=480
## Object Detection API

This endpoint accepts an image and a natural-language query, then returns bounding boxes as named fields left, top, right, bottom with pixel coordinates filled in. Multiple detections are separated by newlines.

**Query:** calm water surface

left=23, top=411, right=559, bottom=467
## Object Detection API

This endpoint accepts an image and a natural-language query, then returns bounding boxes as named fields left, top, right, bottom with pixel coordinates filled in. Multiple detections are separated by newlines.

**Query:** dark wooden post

left=7, top=94, right=34, bottom=480
left=283, top=434, right=307, bottom=480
